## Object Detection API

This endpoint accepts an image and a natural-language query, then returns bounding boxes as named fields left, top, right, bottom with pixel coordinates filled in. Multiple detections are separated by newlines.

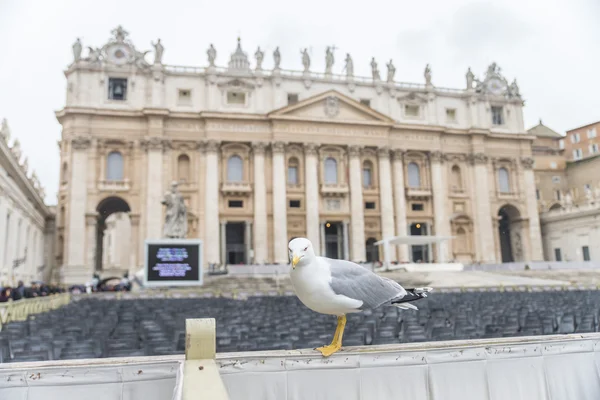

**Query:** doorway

left=226, top=222, right=246, bottom=264
left=498, top=205, right=521, bottom=262
left=410, top=222, right=430, bottom=263
left=95, top=197, right=131, bottom=272
left=324, top=222, right=344, bottom=259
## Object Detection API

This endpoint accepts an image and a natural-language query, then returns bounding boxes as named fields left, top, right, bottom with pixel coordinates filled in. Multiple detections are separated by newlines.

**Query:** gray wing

left=327, top=258, right=407, bottom=310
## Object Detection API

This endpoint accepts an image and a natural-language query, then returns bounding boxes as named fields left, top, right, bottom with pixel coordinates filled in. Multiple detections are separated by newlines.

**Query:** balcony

left=221, top=181, right=252, bottom=196
left=405, top=186, right=432, bottom=199
left=320, top=183, right=348, bottom=197
left=98, top=179, right=131, bottom=192
left=496, top=190, right=518, bottom=200
left=449, top=187, right=468, bottom=197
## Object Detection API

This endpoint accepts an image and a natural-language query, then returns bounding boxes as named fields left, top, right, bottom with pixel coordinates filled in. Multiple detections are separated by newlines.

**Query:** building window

left=555, top=190, right=561, bottom=201
left=227, top=91, right=246, bottom=105
left=584, top=183, right=591, bottom=192
left=177, top=154, right=190, bottom=183
left=559, top=139, right=565, bottom=150
left=491, top=106, right=504, bottom=125
left=360, top=99, right=371, bottom=107
left=227, top=155, right=243, bottom=182
left=365, top=202, right=376, bottom=210
left=287, top=157, right=299, bottom=185
left=536, top=189, right=540, bottom=200
left=324, top=157, right=338, bottom=184
left=573, top=148, right=583, bottom=160
left=571, top=133, right=581, bottom=143
left=178, top=89, right=191, bottom=104
left=411, top=203, right=424, bottom=211
left=289, top=200, right=301, bottom=208
left=582, top=246, right=591, bottom=261
left=590, top=143, right=599, bottom=155
left=108, top=78, right=127, bottom=100
left=446, top=108, right=457, bottom=122
left=498, top=167, right=510, bottom=193
left=550, top=161, right=558, bottom=169
left=554, top=248, right=562, bottom=261
left=450, top=165, right=462, bottom=191
left=106, top=151, right=124, bottom=181
left=366, top=238, right=379, bottom=262
left=407, top=162, right=421, bottom=188
left=552, top=176, right=561, bottom=184
left=405, top=105, right=420, bottom=118
left=588, top=128, right=597, bottom=139
left=228, top=200, right=243, bottom=208
left=287, top=94, right=299, bottom=105
left=362, top=161, right=373, bottom=188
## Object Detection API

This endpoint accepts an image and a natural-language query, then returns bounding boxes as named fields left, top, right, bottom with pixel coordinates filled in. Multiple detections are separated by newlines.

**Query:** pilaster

left=271, top=142, right=288, bottom=263
left=348, top=145, right=366, bottom=262
left=304, top=143, right=320, bottom=255
left=392, top=149, right=409, bottom=262
left=205, top=140, right=221, bottom=264
left=377, top=147, right=396, bottom=260
left=252, top=142, right=268, bottom=264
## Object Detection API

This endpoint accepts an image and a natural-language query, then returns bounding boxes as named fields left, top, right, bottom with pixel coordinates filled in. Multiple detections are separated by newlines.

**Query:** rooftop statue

left=424, top=64, right=432, bottom=86
left=466, top=67, right=475, bottom=89
left=301, top=48, right=310, bottom=72
left=0, top=118, right=10, bottom=142
left=344, top=53, right=353, bottom=78
left=72, top=38, right=82, bottom=62
left=325, top=46, right=334, bottom=74
left=386, top=59, right=395, bottom=83
left=255, top=46, right=264, bottom=70
left=152, top=39, right=164, bottom=64
left=207, top=44, right=217, bottom=67
left=273, top=47, right=281, bottom=69
left=370, top=57, right=380, bottom=81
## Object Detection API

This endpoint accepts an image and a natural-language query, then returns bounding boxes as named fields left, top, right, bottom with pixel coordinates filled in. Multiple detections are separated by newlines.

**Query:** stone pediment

left=268, top=90, right=394, bottom=125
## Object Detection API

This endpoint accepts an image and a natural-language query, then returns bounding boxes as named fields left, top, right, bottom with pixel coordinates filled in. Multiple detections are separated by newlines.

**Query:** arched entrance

left=498, top=204, right=522, bottom=263
left=366, top=237, right=379, bottom=262
left=95, top=197, right=131, bottom=271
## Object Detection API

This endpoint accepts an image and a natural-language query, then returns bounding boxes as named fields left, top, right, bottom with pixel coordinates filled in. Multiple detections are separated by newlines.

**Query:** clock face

left=487, top=78, right=504, bottom=95
left=107, top=44, right=130, bottom=65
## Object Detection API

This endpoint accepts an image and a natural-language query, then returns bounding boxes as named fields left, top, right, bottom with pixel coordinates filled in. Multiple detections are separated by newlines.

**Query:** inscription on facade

left=206, top=122, right=270, bottom=133
left=277, top=123, right=386, bottom=137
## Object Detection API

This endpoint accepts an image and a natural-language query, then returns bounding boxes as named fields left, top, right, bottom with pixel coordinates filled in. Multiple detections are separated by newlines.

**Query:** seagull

left=288, top=237, right=432, bottom=357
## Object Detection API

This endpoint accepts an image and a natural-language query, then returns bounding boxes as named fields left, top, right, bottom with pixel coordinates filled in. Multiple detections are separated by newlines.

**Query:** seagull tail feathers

left=391, top=287, right=433, bottom=311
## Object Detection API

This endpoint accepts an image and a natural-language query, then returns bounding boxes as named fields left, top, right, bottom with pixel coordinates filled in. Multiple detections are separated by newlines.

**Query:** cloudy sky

left=0, top=0, right=598, bottom=204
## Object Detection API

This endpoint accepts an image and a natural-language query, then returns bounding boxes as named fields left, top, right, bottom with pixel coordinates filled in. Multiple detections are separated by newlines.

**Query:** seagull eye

left=303, top=246, right=308, bottom=251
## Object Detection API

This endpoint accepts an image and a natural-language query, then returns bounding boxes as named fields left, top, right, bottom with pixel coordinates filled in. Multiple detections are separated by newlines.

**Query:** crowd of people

left=0, top=281, right=67, bottom=303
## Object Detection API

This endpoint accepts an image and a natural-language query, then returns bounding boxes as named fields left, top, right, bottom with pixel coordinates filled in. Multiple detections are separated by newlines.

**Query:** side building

left=56, top=26, right=543, bottom=283
left=531, top=120, right=600, bottom=262
left=0, top=119, right=55, bottom=285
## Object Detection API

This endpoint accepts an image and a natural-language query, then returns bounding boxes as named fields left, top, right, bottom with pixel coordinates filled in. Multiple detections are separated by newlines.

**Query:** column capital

left=251, top=141, right=268, bottom=155
left=129, top=213, right=141, bottom=225
left=391, top=149, right=405, bottom=161
left=204, top=139, right=221, bottom=153
left=348, top=145, right=362, bottom=157
left=520, top=157, right=535, bottom=169
left=85, top=212, right=99, bottom=225
left=429, top=151, right=444, bottom=163
left=377, top=146, right=391, bottom=159
left=303, top=143, right=319, bottom=156
left=140, top=137, right=165, bottom=151
left=72, top=136, right=92, bottom=150
left=272, top=141, right=286, bottom=154
left=468, top=152, right=488, bottom=165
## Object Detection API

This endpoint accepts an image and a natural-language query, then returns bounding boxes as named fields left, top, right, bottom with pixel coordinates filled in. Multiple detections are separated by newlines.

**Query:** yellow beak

left=292, top=255, right=300, bottom=269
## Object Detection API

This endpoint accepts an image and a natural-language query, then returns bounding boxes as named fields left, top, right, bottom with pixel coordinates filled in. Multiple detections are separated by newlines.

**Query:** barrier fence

left=0, top=293, right=71, bottom=332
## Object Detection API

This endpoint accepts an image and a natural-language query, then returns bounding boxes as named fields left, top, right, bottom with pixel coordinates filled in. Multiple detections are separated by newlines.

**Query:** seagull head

left=288, top=237, right=315, bottom=269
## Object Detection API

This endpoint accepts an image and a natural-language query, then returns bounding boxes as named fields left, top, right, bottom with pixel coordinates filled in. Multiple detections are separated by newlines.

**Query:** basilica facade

left=56, top=26, right=543, bottom=283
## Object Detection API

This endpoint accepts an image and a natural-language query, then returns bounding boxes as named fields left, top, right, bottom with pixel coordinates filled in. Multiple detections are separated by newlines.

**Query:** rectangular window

left=582, top=246, right=591, bottom=261
left=178, top=89, right=191, bottom=104
left=587, top=128, right=597, bottom=139
left=536, top=189, right=540, bottom=200
left=550, top=161, right=558, bottom=169
left=227, top=91, right=246, bottom=104
left=108, top=78, right=127, bottom=100
left=573, top=148, right=583, bottom=160
left=287, top=166, right=298, bottom=185
left=365, top=202, right=376, bottom=210
left=287, top=93, right=299, bottom=105
left=555, top=190, right=561, bottom=201
left=445, top=108, right=457, bottom=122
left=554, top=248, right=562, bottom=261
left=491, top=106, right=504, bottom=125
left=559, top=139, right=565, bottom=150
left=571, top=133, right=581, bottom=143
left=590, top=143, right=599, bottom=154
left=552, top=176, right=561, bottom=184
left=360, top=99, right=371, bottom=107
left=405, top=105, right=420, bottom=117
left=228, top=200, right=243, bottom=208
left=411, top=203, right=424, bottom=211
left=289, top=200, right=301, bottom=208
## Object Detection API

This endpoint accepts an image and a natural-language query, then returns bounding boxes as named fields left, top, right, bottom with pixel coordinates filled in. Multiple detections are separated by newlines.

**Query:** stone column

left=129, top=214, right=140, bottom=273
left=66, top=137, right=91, bottom=270
left=470, top=153, right=495, bottom=262
left=521, top=157, right=544, bottom=260
left=304, top=144, right=320, bottom=254
left=430, top=151, right=450, bottom=262
left=320, top=223, right=326, bottom=256
left=348, top=145, right=366, bottom=262
left=244, top=221, right=252, bottom=264
left=342, top=221, right=350, bottom=259
left=377, top=148, right=396, bottom=259
left=220, top=222, right=227, bottom=265
left=252, top=142, right=268, bottom=264
left=205, top=140, right=221, bottom=264
left=85, top=213, right=98, bottom=271
left=142, top=137, right=165, bottom=241
left=392, top=150, right=409, bottom=262
left=271, top=142, right=288, bottom=263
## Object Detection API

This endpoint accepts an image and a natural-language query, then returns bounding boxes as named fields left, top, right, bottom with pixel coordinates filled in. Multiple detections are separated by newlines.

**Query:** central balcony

left=221, top=181, right=252, bottom=196
left=320, top=183, right=348, bottom=197
left=405, top=185, right=432, bottom=199
left=98, top=179, right=131, bottom=192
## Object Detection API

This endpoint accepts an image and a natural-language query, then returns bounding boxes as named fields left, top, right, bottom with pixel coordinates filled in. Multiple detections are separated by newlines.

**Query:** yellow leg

left=316, top=315, right=346, bottom=357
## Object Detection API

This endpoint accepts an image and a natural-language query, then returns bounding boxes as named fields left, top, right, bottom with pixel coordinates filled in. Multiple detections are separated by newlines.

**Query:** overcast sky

left=0, top=0, right=598, bottom=205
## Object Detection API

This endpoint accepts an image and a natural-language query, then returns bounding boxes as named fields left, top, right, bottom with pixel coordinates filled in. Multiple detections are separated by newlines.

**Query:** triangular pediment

left=268, top=90, right=394, bottom=125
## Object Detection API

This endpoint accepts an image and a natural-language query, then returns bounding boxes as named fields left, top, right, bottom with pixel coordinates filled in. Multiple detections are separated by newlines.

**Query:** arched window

left=227, top=155, right=243, bottom=182
left=177, top=154, right=190, bottom=183
left=408, top=162, right=421, bottom=188
left=362, top=161, right=373, bottom=188
left=455, top=227, right=467, bottom=253
left=288, top=157, right=299, bottom=185
left=106, top=151, right=124, bottom=181
left=324, top=157, right=338, bottom=184
left=451, top=165, right=462, bottom=190
left=366, top=237, right=379, bottom=262
left=498, top=167, right=510, bottom=193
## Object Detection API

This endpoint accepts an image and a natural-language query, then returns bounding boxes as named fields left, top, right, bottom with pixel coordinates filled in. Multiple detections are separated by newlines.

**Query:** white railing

left=98, top=179, right=131, bottom=191
left=0, top=293, right=71, bottom=331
